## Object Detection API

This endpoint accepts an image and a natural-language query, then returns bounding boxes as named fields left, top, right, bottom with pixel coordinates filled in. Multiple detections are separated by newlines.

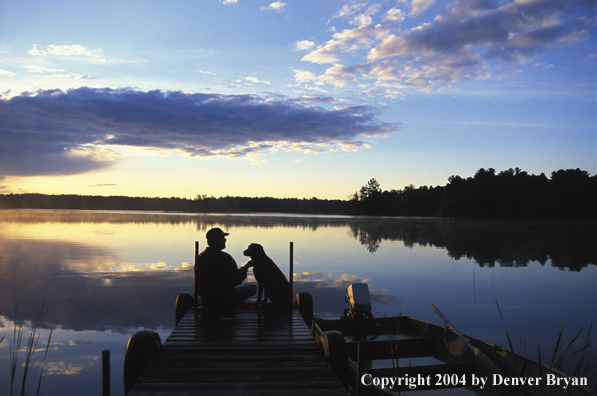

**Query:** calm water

left=0, top=209, right=595, bottom=395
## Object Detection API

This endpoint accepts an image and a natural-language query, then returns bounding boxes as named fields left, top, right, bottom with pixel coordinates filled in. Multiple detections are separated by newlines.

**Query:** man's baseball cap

left=206, top=227, right=230, bottom=240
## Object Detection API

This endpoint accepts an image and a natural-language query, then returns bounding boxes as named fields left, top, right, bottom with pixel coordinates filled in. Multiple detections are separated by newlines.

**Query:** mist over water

left=1, top=210, right=595, bottom=395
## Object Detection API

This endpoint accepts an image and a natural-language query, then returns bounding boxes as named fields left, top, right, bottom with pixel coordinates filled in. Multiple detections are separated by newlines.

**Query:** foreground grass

left=1, top=302, right=53, bottom=396
left=496, top=299, right=595, bottom=378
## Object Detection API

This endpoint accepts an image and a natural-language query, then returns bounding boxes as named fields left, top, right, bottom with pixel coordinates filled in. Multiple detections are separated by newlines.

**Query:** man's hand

left=243, top=260, right=255, bottom=270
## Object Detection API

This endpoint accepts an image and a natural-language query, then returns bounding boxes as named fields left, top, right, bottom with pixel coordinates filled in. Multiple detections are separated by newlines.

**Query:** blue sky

left=1, top=0, right=595, bottom=200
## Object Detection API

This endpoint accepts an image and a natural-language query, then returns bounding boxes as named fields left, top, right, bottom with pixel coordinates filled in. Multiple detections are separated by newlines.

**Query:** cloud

left=532, top=62, right=555, bottom=68
left=301, top=24, right=392, bottom=64
left=24, top=66, right=66, bottom=73
left=198, top=70, right=216, bottom=75
left=293, top=69, right=318, bottom=83
left=299, top=0, right=595, bottom=91
left=0, top=87, right=397, bottom=177
left=220, top=77, right=271, bottom=88
left=28, top=44, right=107, bottom=63
left=329, top=3, right=380, bottom=26
left=0, top=69, right=16, bottom=77
left=410, top=0, right=436, bottom=17
left=317, top=63, right=360, bottom=87
left=384, top=7, right=406, bottom=23
left=245, top=76, right=271, bottom=85
left=48, top=73, right=98, bottom=80
left=288, top=95, right=352, bottom=106
left=261, top=2, right=286, bottom=12
left=294, top=40, right=315, bottom=51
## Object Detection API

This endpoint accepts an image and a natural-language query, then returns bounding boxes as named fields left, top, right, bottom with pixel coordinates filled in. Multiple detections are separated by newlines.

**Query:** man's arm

left=223, top=253, right=249, bottom=286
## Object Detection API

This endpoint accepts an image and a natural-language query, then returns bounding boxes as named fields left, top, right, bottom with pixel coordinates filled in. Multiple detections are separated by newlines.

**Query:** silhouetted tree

left=2, top=167, right=595, bottom=220
left=349, top=168, right=595, bottom=221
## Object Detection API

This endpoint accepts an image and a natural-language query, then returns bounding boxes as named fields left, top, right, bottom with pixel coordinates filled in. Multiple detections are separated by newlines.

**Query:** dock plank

left=127, top=305, right=347, bottom=395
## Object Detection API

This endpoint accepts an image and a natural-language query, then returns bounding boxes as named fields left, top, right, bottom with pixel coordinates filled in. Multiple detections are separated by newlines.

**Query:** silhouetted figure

left=195, top=228, right=256, bottom=313
left=243, top=243, right=292, bottom=309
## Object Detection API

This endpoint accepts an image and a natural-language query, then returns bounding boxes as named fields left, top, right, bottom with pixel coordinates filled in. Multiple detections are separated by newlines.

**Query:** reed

left=496, top=299, right=594, bottom=378
left=550, top=320, right=594, bottom=377
left=3, top=301, right=53, bottom=396
left=495, top=299, right=519, bottom=373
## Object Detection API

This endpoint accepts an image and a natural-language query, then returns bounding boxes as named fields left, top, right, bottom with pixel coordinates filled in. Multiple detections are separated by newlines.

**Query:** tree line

left=1, top=167, right=594, bottom=220
left=349, top=168, right=596, bottom=221
left=0, top=193, right=349, bottom=215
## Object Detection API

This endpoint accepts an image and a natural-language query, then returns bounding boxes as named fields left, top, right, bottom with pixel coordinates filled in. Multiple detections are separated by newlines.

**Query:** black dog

left=243, top=243, right=292, bottom=308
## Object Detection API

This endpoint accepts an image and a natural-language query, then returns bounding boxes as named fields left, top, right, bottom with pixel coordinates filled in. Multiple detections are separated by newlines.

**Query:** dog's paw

left=244, top=260, right=255, bottom=269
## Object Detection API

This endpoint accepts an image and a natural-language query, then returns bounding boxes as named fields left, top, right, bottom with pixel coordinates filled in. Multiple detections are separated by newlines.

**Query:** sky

left=0, top=0, right=595, bottom=200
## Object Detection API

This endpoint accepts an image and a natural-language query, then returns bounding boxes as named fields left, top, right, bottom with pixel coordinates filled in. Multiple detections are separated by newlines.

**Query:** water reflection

left=0, top=210, right=595, bottom=396
left=0, top=238, right=188, bottom=331
left=1, top=210, right=594, bottom=329
left=348, top=218, right=596, bottom=270
left=0, top=234, right=395, bottom=329
left=4, top=210, right=594, bottom=271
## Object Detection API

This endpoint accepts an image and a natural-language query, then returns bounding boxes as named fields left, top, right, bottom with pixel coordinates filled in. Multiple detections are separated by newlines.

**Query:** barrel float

left=322, top=330, right=349, bottom=388
left=175, top=292, right=195, bottom=326
left=294, top=291, right=313, bottom=324
left=123, top=329, right=161, bottom=394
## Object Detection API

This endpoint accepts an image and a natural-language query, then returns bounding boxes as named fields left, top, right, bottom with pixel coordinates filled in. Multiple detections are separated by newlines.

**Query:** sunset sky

left=1, top=0, right=595, bottom=200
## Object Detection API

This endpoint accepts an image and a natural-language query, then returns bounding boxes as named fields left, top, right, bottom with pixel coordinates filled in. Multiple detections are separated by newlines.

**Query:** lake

left=0, top=209, right=595, bottom=395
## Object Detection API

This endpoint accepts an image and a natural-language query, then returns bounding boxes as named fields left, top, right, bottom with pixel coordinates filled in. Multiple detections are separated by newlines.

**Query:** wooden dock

left=127, top=304, right=348, bottom=395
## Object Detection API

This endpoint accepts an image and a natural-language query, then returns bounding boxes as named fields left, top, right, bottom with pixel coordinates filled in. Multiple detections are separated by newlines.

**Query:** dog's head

left=243, top=243, right=265, bottom=259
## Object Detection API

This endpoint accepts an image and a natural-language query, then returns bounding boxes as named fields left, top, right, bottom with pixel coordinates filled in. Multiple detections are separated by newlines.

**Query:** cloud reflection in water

left=0, top=210, right=594, bottom=396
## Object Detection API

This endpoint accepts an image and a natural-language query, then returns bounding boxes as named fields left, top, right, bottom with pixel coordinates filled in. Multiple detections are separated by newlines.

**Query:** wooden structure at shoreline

left=127, top=304, right=347, bottom=395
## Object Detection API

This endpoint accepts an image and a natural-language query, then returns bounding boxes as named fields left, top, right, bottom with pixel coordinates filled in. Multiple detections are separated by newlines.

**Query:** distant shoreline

left=0, top=193, right=350, bottom=216
left=2, top=167, right=596, bottom=222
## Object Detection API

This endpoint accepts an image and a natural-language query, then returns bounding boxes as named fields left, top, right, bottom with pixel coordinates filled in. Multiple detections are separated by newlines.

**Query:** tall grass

left=496, top=299, right=594, bottom=378
left=1, top=301, right=53, bottom=396
left=550, top=320, right=594, bottom=377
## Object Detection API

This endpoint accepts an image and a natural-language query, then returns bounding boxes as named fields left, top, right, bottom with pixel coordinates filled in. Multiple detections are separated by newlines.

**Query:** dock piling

left=194, top=241, right=199, bottom=302
left=102, top=349, right=110, bottom=396
left=289, top=241, right=294, bottom=304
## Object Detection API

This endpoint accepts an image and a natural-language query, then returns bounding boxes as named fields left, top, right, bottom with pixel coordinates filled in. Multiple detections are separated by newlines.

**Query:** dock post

left=289, top=241, right=294, bottom=305
left=102, top=349, right=110, bottom=396
left=356, top=342, right=365, bottom=396
left=194, top=241, right=199, bottom=302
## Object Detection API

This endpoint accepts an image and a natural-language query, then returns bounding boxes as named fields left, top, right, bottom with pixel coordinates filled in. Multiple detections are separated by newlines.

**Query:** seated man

left=195, top=227, right=256, bottom=311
